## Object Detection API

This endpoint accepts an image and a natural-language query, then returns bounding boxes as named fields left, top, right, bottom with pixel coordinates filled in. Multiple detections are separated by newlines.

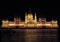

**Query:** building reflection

left=1, top=28, right=58, bottom=42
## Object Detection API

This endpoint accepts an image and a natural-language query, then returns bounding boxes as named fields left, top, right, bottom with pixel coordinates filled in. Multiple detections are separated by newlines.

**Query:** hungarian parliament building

left=1, top=12, right=58, bottom=28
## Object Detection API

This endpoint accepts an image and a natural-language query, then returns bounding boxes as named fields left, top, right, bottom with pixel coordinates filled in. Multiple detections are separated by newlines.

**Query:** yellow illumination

left=1, top=12, right=58, bottom=28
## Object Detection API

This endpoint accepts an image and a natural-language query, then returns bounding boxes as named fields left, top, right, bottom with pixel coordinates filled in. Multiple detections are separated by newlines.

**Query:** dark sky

left=0, top=0, right=60, bottom=26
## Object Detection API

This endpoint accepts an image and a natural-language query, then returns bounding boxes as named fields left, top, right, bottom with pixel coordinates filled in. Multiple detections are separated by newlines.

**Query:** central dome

left=28, top=13, right=33, bottom=18
left=28, top=13, right=32, bottom=16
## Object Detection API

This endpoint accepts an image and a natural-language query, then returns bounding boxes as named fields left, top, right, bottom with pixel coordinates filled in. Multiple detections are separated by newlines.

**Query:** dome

left=28, top=13, right=33, bottom=17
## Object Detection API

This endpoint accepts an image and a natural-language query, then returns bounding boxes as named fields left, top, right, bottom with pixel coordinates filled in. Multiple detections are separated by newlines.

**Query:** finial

left=25, top=12, right=27, bottom=16
left=35, top=12, right=36, bottom=14
left=28, top=10, right=31, bottom=13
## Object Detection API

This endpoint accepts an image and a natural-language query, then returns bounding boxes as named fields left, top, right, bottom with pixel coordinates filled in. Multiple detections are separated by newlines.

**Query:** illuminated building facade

left=1, top=12, right=58, bottom=28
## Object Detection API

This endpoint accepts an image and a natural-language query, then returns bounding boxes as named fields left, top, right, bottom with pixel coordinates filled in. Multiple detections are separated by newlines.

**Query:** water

left=0, top=28, right=58, bottom=42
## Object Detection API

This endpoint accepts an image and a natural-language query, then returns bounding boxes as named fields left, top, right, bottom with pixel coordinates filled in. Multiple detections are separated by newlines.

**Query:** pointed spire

left=28, top=10, right=32, bottom=13
left=29, top=10, right=31, bottom=12
left=35, top=13, right=36, bottom=19
left=25, top=12, right=27, bottom=23
left=25, top=12, right=27, bottom=16
left=35, top=12, right=37, bottom=23
left=35, top=12, right=36, bottom=16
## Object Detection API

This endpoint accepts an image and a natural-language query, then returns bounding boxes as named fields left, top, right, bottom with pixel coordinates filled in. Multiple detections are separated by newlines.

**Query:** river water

left=0, top=28, right=58, bottom=42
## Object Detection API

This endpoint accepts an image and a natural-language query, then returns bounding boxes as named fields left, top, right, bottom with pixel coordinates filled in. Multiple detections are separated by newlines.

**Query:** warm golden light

left=1, top=12, right=58, bottom=28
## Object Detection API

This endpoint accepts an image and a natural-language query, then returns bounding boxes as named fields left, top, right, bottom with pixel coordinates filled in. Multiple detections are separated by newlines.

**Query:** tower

left=19, top=18, right=21, bottom=23
left=51, top=20, right=58, bottom=28
left=2, top=20, right=9, bottom=28
left=14, top=17, right=20, bottom=25
left=25, top=12, right=27, bottom=23
left=34, top=13, right=37, bottom=23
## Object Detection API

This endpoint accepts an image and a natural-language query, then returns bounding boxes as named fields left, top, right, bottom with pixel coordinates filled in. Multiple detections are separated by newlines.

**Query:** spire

left=35, top=13, right=36, bottom=18
left=28, top=10, right=32, bottom=13
left=25, top=12, right=27, bottom=15
left=52, top=18, right=54, bottom=22
left=29, top=10, right=31, bottom=12
left=25, top=12, right=27, bottom=23
left=35, top=13, right=37, bottom=23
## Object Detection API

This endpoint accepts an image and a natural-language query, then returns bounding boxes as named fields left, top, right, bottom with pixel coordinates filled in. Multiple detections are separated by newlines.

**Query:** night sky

left=0, top=0, right=60, bottom=27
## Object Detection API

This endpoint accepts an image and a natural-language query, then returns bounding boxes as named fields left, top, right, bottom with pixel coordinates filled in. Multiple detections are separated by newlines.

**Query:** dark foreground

left=0, top=28, right=58, bottom=42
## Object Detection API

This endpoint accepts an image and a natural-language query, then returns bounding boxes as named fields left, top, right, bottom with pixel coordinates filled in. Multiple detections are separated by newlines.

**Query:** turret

left=51, top=19, right=58, bottom=28
left=2, top=20, right=9, bottom=28
left=14, top=17, right=20, bottom=24
left=39, top=18, right=46, bottom=23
